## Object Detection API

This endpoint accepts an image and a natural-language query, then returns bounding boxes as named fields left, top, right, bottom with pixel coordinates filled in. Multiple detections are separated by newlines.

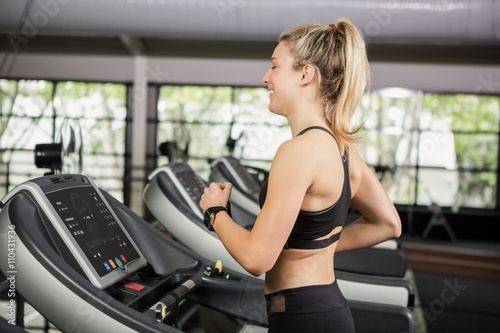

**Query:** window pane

left=157, top=85, right=288, bottom=176
left=54, top=82, right=127, bottom=200
left=359, top=88, right=420, bottom=131
left=376, top=166, right=417, bottom=205
left=0, top=79, right=55, bottom=198
left=418, top=130, right=457, bottom=169
left=0, top=80, right=54, bottom=148
left=454, top=133, right=498, bottom=170
left=230, top=87, right=288, bottom=170
left=0, top=80, right=127, bottom=201
left=417, top=168, right=460, bottom=207
left=158, top=85, right=233, bottom=123
left=454, top=171, right=497, bottom=209
left=358, top=130, right=418, bottom=166
left=357, top=88, right=422, bottom=203
left=421, top=93, right=499, bottom=209
left=423, top=94, right=500, bottom=132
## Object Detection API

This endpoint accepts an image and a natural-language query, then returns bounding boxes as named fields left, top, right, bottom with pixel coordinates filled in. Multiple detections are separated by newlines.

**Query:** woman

left=199, top=18, right=402, bottom=333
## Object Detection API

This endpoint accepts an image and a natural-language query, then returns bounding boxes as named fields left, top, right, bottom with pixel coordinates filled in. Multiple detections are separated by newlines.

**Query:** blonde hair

left=279, top=18, right=370, bottom=146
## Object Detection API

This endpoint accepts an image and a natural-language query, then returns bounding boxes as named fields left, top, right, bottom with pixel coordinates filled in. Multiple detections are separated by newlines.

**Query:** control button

left=124, top=282, right=145, bottom=292
left=120, top=254, right=128, bottom=263
left=108, top=259, right=117, bottom=269
left=115, top=257, right=125, bottom=270
left=103, top=262, right=112, bottom=271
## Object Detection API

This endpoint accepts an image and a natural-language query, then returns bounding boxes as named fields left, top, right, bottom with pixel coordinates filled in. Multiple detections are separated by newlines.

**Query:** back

left=259, top=126, right=351, bottom=250
left=263, top=126, right=350, bottom=293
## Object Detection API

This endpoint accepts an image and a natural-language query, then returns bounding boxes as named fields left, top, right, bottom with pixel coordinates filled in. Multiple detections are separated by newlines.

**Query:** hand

left=199, top=182, right=233, bottom=212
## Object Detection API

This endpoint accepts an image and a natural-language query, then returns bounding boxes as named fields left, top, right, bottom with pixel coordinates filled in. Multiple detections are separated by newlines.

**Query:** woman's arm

left=200, top=140, right=311, bottom=276
left=335, top=146, right=402, bottom=253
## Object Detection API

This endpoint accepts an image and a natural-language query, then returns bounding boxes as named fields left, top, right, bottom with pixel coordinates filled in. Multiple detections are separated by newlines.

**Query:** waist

left=265, top=239, right=337, bottom=293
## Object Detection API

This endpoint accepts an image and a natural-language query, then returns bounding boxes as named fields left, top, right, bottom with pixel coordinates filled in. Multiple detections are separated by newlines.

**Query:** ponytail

left=279, top=18, right=370, bottom=149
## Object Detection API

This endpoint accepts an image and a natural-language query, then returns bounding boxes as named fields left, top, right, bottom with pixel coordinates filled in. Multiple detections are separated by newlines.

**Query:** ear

left=300, top=64, right=316, bottom=86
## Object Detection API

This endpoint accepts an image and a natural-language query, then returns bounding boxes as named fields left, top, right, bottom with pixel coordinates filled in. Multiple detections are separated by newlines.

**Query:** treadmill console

left=210, top=156, right=261, bottom=200
left=6, top=174, right=147, bottom=289
left=148, top=163, right=207, bottom=218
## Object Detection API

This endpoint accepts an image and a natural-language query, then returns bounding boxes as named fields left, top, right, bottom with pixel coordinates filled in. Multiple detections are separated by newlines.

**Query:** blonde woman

left=200, top=19, right=401, bottom=333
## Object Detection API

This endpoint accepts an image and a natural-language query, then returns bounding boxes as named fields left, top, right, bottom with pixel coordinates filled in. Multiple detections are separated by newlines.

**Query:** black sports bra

left=258, top=126, right=351, bottom=249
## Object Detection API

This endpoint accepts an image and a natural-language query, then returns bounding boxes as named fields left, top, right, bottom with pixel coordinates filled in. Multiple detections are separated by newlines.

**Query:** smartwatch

left=203, top=202, right=231, bottom=231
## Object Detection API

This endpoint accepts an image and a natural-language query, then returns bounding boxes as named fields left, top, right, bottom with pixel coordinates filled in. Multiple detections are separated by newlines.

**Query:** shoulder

left=269, top=136, right=316, bottom=182
left=272, top=134, right=321, bottom=170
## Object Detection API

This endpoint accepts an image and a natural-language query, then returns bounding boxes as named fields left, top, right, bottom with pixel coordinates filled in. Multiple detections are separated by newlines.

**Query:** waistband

left=265, top=280, right=346, bottom=314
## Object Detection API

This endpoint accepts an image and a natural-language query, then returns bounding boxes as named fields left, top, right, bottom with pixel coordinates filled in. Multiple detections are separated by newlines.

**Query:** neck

left=287, top=107, right=330, bottom=137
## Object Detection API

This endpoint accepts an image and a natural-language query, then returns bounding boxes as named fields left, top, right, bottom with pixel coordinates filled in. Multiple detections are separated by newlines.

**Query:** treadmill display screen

left=46, top=186, right=142, bottom=278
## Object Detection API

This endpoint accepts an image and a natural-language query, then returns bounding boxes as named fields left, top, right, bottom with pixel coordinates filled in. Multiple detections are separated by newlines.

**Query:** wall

left=2, top=52, right=500, bottom=93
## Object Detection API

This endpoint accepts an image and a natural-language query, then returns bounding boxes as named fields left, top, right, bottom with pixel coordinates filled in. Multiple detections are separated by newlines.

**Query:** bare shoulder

left=269, top=136, right=316, bottom=188
left=273, top=135, right=315, bottom=163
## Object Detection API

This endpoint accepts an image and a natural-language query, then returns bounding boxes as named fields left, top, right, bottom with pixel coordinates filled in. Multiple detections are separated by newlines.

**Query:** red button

left=124, top=282, right=145, bottom=292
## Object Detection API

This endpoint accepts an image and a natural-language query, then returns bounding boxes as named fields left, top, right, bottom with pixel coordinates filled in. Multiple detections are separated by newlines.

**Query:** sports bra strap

left=297, top=126, right=335, bottom=138
left=297, top=126, right=348, bottom=161
left=284, top=231, right=341, bottom=250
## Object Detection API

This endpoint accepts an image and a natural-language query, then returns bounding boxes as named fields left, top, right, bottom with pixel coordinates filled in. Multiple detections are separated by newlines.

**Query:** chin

left=268, top=102, right=278, bottom=115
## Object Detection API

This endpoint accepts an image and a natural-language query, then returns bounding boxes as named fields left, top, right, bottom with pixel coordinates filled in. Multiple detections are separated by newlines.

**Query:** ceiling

left=0, top=0, right=499, bottom=64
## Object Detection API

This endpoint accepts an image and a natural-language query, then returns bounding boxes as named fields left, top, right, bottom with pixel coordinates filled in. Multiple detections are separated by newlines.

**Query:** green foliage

left=424, top=94, right=500, bottom=132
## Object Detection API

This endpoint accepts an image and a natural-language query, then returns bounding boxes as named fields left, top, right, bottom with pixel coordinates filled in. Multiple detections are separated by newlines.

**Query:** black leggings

left=265, top=280, right=355, bottom=333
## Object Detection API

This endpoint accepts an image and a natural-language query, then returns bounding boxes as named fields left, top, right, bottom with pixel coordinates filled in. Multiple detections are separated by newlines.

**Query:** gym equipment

left=143, top=162, right=415, bottom=309
left=0, top=174, right=267, bottom=333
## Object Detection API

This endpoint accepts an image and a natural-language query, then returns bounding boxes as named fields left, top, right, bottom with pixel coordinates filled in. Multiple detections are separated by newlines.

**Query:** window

left=156, top=85, right=288, bottom=179
left=0, top=79, right=127, bottom=201
left=422, top=93, right=498, bottom=209
left=359, top=88, right=499, bottom=209
left=156, top=85, right=499, bottom=210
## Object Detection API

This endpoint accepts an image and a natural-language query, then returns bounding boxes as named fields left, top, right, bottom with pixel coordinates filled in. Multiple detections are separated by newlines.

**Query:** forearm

left=336, top=216, right=400, bottom=253
left=213, top=212, right=268, bottom=276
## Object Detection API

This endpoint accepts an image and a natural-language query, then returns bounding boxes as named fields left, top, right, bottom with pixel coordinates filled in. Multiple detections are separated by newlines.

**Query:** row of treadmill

left=0, top=156, right=417, bottom=333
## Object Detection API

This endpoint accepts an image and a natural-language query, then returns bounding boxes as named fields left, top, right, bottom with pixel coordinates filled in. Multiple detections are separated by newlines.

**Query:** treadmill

left=209, top=155, right=407, bottom=278
left=143, top=163, right=416, bottom=314
left=0, top=174, right=268, bottom=333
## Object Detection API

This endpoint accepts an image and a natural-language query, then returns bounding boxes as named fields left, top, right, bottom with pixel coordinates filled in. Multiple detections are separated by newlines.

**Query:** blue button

left=103, top=262, right=112, bottom=271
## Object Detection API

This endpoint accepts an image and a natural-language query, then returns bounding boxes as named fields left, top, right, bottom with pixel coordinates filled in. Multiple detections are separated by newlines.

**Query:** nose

left=262, top=69, right=270, bottom=85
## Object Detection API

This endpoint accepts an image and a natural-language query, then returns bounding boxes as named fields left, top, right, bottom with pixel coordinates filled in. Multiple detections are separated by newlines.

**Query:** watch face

left=204, top=207, right=226, bottom=231
left=204, top=209, right=215, bottom=231
left=204, top=210, right=212, bottom=230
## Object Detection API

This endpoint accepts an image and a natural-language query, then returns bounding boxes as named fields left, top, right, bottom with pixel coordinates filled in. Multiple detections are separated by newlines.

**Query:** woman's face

left=262, top=42, right=302, bottom=115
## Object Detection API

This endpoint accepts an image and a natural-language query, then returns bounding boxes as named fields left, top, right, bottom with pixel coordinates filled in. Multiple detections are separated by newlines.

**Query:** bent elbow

left=247, top=267, right=267, bottom=277
left=390, top=214, right=402, bottom=239
left=243, top=261, right=271, bottom=277
left=240, top=255, right=273, bottom=277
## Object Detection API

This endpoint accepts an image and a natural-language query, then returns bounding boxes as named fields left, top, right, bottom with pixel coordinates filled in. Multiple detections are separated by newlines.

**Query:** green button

left=115, top=257, right=124, bottom=270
